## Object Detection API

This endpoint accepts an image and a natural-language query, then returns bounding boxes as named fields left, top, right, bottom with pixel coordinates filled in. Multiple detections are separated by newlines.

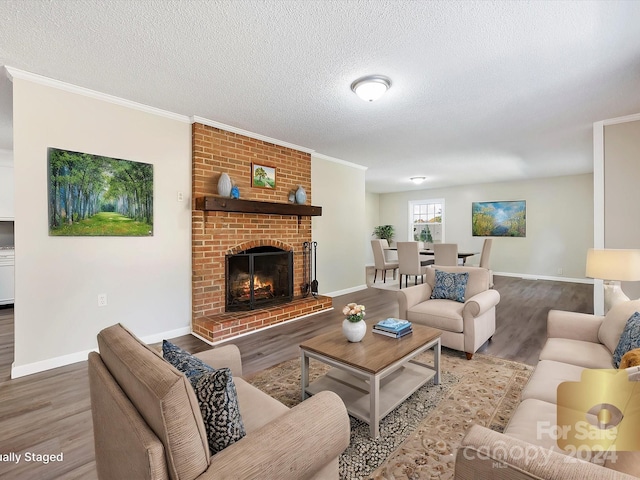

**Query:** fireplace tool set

left=302, top=241, right=318, bottom=297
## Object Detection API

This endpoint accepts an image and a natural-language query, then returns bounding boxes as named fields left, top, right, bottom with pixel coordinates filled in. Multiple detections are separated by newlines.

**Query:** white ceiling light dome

left=410, top=176, right=426, bottom=184
left=350, top=75, right=391, bottom=102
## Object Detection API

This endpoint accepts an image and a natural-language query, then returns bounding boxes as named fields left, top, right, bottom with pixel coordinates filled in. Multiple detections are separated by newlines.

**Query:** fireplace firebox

left=225, top=246, right=294, bottom=311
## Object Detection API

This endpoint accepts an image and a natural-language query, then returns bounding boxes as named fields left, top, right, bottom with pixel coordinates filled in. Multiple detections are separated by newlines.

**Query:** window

left=409, top=199, right=444, bottom=244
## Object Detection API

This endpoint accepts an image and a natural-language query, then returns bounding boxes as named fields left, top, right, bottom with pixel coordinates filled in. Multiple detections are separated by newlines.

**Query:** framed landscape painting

left=472, top=200, right=526, bottom=237
left=48, top=147, right=153, bottom=236
left=252, top=163, right=276, bottom=189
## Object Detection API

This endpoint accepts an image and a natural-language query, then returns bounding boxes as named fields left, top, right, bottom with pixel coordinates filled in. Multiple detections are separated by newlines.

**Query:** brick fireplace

left=191, top=123, right=332, bottom=343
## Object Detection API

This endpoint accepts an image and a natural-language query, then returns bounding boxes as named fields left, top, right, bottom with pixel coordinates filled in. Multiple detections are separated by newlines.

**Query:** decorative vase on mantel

left=295, top=185, right=307, bottom=204
left=217, top=173, right=232, bottom=197
left=342, top=318, right=367, bottom=342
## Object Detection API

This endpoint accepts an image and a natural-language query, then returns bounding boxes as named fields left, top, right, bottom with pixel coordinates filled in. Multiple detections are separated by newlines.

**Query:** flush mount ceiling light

left=350, top=75, right=391, bottom=102
left=410, top=177, right=426, bottom=185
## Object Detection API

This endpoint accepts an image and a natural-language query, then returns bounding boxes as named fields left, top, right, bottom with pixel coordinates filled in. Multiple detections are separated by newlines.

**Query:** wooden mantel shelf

left=195, top=196, right=322, bottom=217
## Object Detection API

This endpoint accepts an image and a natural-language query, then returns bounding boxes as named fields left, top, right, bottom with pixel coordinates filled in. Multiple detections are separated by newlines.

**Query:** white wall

left=377, top=174, right=593, bottom=280
left=12, top=77, right=192, bottom=376
left=365, top=191, right=381, bottom=265
left=0, top=148, right=14, bottom=219
left=601, top=116, right=640, bottom=305
left=312, top=155, right=367, bottom=295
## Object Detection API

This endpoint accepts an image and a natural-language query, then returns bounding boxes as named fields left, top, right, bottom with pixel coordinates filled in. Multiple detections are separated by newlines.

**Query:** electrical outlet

left=98, top=293, right=107, bottom=307
left=177, top=191, right=184, bottom=202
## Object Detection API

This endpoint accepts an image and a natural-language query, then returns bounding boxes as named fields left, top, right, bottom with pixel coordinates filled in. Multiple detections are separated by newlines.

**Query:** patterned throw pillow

left=191, top=368, right=246, bottom=454
left=162, top=340, right=246, bottom=454
left=162, top=340, right=214, bottom=387
left=613, top=312, right=640, bottom=368
left=430, top=270, right=469, bottom=303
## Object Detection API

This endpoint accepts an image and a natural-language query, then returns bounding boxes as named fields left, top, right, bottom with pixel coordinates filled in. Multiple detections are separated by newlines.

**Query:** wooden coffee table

left=300, top=323, right=441, bottom=438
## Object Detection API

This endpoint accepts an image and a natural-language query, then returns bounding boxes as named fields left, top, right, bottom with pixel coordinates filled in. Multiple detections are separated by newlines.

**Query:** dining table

left=385, top=247, right=478, bottom=265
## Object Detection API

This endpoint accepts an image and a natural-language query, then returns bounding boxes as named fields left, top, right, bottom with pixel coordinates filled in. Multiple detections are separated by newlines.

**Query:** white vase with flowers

left=342, top=303, right=367, bottom=342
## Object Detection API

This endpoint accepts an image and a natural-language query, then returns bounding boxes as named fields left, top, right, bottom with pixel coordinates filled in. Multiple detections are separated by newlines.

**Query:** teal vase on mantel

left=295, top=185, right=307, bottom=204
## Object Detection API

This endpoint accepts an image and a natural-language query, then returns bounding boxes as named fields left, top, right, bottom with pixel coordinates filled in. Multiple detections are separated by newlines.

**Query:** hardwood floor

left=0, top=276, right=593, bottom=479
left=479, top=275, right=593, bottom=365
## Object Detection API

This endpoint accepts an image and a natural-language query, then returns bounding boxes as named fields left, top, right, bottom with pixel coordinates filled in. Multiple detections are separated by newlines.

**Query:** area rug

left=246, top=349, right=533, bottom=480
left=369, top=279, right=401, bottom=291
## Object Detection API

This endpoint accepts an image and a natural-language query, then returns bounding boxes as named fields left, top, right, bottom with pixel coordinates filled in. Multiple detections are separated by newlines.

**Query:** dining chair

left=479, top=238, right=494, bottom=288
left=371, top=239, right=399, bottom=283
left=433, top=243, right=458, bottom=266
left=479, top=238, right=493, bottom=269
left=397, top=241, right=428, bottom=289
left=415, top=241, right=434, bottom=266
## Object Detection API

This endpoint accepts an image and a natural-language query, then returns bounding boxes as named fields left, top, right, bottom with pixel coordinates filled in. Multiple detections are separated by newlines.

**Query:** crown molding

left=601, top=112, right=640, bottom=126
left=4, top=66, right=191, bottom=123
left=312, top=152, right=367, bottom=171
left=191, top=116, right=315, bottom=153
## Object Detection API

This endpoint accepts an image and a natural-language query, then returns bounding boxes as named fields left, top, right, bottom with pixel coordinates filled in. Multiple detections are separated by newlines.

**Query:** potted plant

left=420, top=225, right=433, bottom=246
left=372, top=225, right=395, bottom=247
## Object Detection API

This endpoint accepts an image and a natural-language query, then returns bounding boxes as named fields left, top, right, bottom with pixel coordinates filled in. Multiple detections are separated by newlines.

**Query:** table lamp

left=585, top=248, right=640, bottom=313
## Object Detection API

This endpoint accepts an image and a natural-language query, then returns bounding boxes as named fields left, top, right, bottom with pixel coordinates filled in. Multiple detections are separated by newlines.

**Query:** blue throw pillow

left=430, top=270, right=469, bottom=303
left=613, top=312, right=640, bottom=368
left=162, top=340, right=246, bottom=453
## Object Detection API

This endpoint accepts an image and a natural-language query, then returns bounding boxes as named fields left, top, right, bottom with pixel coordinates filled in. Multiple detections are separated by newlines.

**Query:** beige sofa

left=88, top=323, right=350, bottom=480
left=455, top=300, right=640, bottom=479
left=397, top=266, right=500, bottom=359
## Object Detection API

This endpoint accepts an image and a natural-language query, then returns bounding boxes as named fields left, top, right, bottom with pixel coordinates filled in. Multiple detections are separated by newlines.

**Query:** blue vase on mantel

left=295, top=185, right=307, bottom=204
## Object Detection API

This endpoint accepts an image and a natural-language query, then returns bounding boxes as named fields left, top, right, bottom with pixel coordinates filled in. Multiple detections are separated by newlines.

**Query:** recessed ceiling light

left=410, top=176, right=426, bottom=184
left=350, top=75, right=391, bottom=102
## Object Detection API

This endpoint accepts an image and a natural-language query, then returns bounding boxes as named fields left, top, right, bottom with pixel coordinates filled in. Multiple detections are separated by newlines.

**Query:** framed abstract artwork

left=472, top=200, right=526, bottom=237
left=48, top=147, right=153, bottom=236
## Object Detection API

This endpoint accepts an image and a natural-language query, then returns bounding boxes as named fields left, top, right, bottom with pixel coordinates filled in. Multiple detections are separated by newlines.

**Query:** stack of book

left=372, top=318, right=413, bottom=338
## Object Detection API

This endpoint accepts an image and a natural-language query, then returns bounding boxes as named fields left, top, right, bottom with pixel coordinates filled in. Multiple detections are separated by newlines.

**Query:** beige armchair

left=397, top=266, right=500, bottom=359
left=88, top=324, right=350, bottom=480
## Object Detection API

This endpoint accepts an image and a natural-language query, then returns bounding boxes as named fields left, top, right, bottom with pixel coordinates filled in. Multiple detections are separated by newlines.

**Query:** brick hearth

left=192, top=295, right=333, bottom=343
left=191, top=123, right=332, bottom=343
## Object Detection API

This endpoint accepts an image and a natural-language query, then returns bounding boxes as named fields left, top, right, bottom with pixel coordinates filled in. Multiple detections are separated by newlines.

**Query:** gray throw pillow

left=163, top=340, right=246, bottom=454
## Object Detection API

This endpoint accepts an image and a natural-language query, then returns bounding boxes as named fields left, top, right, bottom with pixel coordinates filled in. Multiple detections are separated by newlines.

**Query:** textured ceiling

left=1, top=0, right=639, bottom=192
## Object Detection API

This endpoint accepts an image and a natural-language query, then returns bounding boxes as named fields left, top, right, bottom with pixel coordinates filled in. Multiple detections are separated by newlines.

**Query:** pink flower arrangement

left=343, top=302, right=366, bottom=323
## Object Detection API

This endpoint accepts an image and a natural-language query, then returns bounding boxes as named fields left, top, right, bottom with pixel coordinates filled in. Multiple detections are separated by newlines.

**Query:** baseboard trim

left=495, top=272, right=593, bottom=284
left=324, top=284, right=369, bottom=297
left=11, top=349, right=95, bottom=379
left=11, top=325, right=192, bottom=378
left=140, top=326, right=192, bottom=345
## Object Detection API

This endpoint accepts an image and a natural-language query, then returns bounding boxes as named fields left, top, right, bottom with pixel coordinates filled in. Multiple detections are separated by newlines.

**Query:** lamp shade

left=585, top=248, right=640, bottom=281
